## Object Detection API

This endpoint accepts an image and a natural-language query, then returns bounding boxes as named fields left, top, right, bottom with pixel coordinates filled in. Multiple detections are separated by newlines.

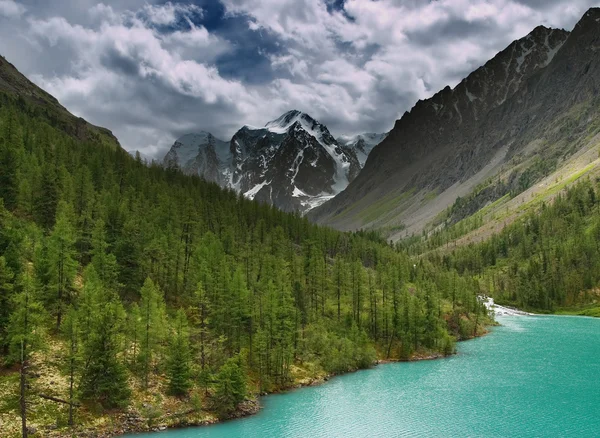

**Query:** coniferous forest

left=2, top=85, right=600, bottom=435
left=422, top=179, right=600, bottom=314
left=0, top=92, right=489, bottom=434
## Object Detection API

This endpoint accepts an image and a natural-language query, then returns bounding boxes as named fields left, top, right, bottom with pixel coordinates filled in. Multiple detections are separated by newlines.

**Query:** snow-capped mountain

left=229, top=110, right=360, bottom=212
left=337, top=132, right=389, bottom=167
left=162, top=111, right=361, bottom=213
left=163, top=132, right=230, bottom=185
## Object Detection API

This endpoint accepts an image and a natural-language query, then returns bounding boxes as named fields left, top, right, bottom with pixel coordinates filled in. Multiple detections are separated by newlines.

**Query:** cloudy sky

left=1, top=0, right=599, bottom=157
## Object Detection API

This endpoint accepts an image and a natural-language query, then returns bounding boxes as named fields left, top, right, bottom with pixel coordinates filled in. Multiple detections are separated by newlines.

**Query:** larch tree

left=47, top=201, right=78, bottom=331
left=7, top=271, right=46, bottom=438
left=138, top=277, right=167, bottom=389
left=166, top=309, right=192, bottom=396
left=78, top=268, right=130, bottom=408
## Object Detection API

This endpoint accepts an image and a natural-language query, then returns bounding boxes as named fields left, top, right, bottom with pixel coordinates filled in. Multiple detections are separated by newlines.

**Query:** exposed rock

left=163, top=111, right=361, bottom=214
left=309, top=17, right=595, bottom=235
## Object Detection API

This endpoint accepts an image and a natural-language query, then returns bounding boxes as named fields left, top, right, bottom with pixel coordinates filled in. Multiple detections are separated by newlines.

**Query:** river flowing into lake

left=130, top=315, right=600, bottom=437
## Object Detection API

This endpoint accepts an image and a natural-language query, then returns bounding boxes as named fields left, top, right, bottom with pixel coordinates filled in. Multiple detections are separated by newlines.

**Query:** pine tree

left=47, top=201, right=78, bottom=330
left=0, top=256, right=15, bottom=350
left=0, top=140, right=20, bottom=210
left=7, top=271, right=46, bottom=438
left=34, top=161, right=59, bottom=229
left=90, top=219, right=119, bottom=292
left=78, top=269, right=130, bottom=408
left=0, top=108, right=23, bottom=211
left=126, top=303, right=142, bottom=368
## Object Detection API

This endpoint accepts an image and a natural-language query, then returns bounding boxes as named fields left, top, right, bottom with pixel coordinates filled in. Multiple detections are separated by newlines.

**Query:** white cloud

left=0, top=0, right=26, bottom=18
left=19, top=2, right=267, bottom=155
left=137, top=2, right=203, bottom=26
left=2, top=0, right=600, bottom=158
left=221, top=0, right=600, bottom=138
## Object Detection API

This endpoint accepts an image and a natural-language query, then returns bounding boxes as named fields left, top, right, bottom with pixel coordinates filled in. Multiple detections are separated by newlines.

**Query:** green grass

left=357, top=188, right=415, bottom=225
left=423, top=190, right=438, bottom=202
left=518, top=161, right=597, bottom=213
left=555, top=304, right=600, bottom=317
left=478, top=193, right=511, bottom=217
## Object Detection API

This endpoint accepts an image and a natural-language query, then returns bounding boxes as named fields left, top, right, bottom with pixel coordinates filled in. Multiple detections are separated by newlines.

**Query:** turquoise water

left=131, top=316, right=600, bottom=437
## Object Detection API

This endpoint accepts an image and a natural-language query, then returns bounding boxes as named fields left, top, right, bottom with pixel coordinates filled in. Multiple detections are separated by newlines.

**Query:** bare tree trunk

left=20, top=341, right=28, bottom=438
left=69, top=356, right=75, bottom=426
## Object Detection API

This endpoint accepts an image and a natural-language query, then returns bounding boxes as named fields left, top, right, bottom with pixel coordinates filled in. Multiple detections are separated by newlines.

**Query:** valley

left=1, top=3, right=600, bottom=438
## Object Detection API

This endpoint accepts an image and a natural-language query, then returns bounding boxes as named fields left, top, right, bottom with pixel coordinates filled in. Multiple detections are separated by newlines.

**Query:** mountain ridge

left=0, top=55, right=120, bottom=149
left=308, top=10, right=600, bottom=240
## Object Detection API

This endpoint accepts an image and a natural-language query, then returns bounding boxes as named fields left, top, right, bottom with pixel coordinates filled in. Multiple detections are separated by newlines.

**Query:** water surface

left=132, top=316, right=600, bottom=437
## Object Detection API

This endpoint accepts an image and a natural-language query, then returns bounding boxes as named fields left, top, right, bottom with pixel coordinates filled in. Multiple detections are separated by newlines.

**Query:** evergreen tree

left=166, top=309, right=192, bottom=396
left=90, top=219, right=119, bottom=292
left=211, top=355, right=247, bottom=418
left=34, top=161, right=58, bottom=229
left=6, top=271, right=46, bottom=438
left=138, top=277, right=166, bottom=389
left=0, top=256, right=15, bottom=351
left=0, top=138, right=20, bottom=210
left=47, top=201, right=78, bottom=330
left=78, top=268, right=130, bottom=408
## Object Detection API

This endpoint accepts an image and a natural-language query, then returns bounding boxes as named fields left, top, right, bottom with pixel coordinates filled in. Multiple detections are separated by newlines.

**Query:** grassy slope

left=446, top=134, right=600, bottom=249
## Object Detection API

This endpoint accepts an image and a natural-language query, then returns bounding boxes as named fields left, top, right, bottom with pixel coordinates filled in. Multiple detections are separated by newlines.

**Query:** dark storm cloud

left=1, top=0, right=600, bottom=158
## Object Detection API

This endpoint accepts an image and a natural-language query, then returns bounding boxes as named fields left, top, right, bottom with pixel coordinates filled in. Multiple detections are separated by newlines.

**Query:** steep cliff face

left=337, top=132, right=388, bottom=167
left=308, top=13, right=600, bottom=237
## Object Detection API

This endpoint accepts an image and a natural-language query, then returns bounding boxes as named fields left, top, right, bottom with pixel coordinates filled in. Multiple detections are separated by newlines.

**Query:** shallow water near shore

left=129, top=315, right=600, bottom=437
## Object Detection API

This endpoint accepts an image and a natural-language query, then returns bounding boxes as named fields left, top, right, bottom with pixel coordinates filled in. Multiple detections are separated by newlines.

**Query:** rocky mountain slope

left=337, top=132, right=388, bottom=167
left=162, top=111, right=361, bottom=213
left=0, top=55, right=120, bottom=149
left=309, top=9, right=600, bottom=240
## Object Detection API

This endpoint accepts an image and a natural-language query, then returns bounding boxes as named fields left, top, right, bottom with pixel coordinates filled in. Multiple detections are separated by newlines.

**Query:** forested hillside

left=417, top=179, right=600, bottom=315
left=0, top=84, right=488, bottom=435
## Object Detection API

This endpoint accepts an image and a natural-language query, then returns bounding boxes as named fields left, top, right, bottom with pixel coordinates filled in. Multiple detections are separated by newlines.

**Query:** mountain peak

left=175, top=131, right=217, bottom=144
left=571, top=7, right=600, bottom=35
left=265, top=110, right=318, bottom=133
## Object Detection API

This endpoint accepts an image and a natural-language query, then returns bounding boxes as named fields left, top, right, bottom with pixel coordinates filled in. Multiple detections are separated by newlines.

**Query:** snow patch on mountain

left=163, top=111, right=361, bottom=214
left=245, top=180, right=270, bottom=200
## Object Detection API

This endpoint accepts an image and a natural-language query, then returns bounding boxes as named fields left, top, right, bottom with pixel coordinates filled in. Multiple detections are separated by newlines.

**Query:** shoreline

left=37, top=347, right=475, bottom=437
left=14, top=322, right=497, bottom=438
left=37, top=303, right=596, bottom=437
left=114, top=334, right=491, bottom=436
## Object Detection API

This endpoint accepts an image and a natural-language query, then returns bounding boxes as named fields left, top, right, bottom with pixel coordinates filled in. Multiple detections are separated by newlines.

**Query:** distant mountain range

left=337, top=133, right=388, bottom=167
left=162, top=110, right=386, bottom=213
